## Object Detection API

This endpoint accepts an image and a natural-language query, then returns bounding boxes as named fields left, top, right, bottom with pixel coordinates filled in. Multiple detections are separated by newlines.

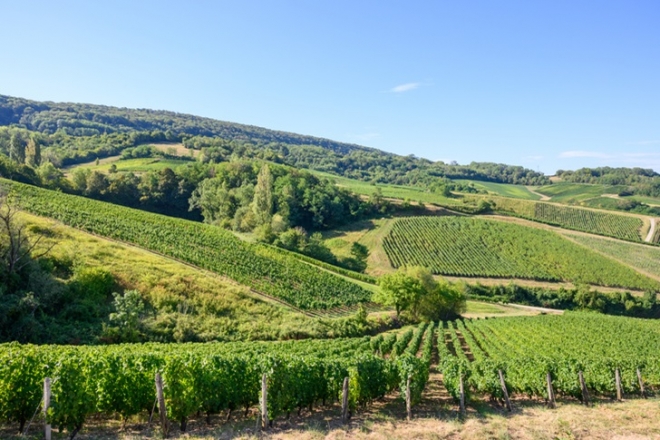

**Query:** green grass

left=309, top=170, right=464, bottom=206
left=381, top=216, right=659, bottom=290
left=455, top=179, right=540, bottom=200
left=465, top=301, right=508, bottom=314
left=75, top=157, right=190, bottom=173
left=20, top=212, right=323, bottom=342
left=535, top=182, right=627, bottom=203
left=566, top=233, right=660, bottom=279
left=624, top=195, right=660, bottom=206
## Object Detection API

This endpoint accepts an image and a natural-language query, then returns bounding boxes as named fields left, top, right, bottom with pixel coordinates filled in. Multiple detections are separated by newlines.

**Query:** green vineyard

left=438, top=313, right=660, bottom=401
left=382, top=216, right=659, bottom=290
left=2, top=314, right=659, bottom=436
left=1, top=179, right=372, bottom=310
left=0, top=323, right=435, bottom=433
left=474, top=196, right=645, bottom=241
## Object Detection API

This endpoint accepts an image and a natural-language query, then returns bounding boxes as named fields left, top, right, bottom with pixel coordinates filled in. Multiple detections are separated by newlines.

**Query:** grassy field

left=534, top=182, right=627, bottom=203
left=381, top=216, right=659, bottom=290
left=625, top=194, right=660, bottom=206
left=454, top=179, right=541, bottom=200
left=74, top=157, right=191, bottom=173
left=309, top=170, right=464, bottom=206
left=565, top=232, right=660, bottom=280
left=19, top=212, right=323, bottom=342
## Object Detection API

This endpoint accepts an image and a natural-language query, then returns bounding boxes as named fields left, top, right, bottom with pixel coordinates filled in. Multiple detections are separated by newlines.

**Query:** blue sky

left=2, top=1, right=659, bottom=174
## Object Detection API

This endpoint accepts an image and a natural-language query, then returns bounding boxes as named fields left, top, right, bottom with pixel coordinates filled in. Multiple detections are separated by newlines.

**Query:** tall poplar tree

left=9, top=134, right=25, bottom=164
left=252, top=164, right=274, bottom=226
left=25, top=137, right=41, bottom=167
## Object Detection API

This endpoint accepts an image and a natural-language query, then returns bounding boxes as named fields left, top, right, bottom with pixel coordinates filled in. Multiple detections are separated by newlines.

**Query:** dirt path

left=505, top=303, right=563, bottom=314
left=645, top=217, right=657, bottom=243
left=525, top=186, right=551, bottom=201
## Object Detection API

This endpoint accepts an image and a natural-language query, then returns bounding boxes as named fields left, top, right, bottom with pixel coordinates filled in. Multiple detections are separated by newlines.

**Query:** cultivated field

left=381, top=216, right=658, bottom=290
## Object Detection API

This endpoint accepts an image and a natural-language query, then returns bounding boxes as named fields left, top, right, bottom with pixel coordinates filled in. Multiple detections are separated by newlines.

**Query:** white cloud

left=390, top=82, right=421, bottom=93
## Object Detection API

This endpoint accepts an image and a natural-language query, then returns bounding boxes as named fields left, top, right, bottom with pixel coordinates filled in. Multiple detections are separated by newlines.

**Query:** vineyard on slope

left=381, top=216, right=659, bottom=290
left=469, top=195, right=645, bottom=242
left=1, top=179, right=372, bottom=310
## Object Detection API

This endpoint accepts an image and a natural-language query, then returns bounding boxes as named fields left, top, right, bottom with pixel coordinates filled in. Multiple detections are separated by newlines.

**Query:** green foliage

left=375, top=269, right=426, bottom=317
left=382, top=216, right=658, bottom=290
left=464, top=283, right=660, bottom=318
left=108, top=290, right=145, bottom=342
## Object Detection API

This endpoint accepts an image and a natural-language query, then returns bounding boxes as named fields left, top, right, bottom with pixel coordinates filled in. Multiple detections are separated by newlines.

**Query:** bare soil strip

left=645, top=217, right=657, bottom=243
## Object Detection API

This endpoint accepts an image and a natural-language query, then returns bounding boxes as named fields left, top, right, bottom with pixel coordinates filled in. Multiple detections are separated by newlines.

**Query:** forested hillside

left=0, top=95, right=549, bottom=185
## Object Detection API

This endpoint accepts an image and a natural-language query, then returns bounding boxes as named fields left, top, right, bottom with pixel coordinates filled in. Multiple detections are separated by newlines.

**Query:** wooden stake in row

left=498, top=370, right=512, bottom=411
left=341, top=377, right=350, bottom=424
left=546, top=372, right=556, bottom=409
left=615, top=368, right=623, bottom=401
left=155, top=373, right=168, bottom=438
left=459, top=375, right=466, bottom=415
left=405, top=376, right=412, bottom=421
left=44, top=377, right=51, bottom=440
left=578, top=371, right=589, bottom=406
left=261, top=373, right=268, bottom=430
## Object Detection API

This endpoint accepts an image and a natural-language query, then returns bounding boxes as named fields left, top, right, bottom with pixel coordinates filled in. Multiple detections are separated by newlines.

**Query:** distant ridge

left=0, top=94, right=376, bottom=155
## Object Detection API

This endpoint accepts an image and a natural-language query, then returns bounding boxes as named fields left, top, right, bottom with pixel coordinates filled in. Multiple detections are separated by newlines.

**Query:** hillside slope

left=2, top=179, right=373, bottom=310
left=16, top=212, right=321, bottom=343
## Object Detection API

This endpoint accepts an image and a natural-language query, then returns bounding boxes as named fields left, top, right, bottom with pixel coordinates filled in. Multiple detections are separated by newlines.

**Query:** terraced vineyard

left=479, top=196, right=645, bottom=241
left=438, top=313, right=660, bottom=400
left=382, top=216, right=659, bottom=290
left=566, top=233, right=660, bottom=279
left=1, top=179, right=371, bottom=310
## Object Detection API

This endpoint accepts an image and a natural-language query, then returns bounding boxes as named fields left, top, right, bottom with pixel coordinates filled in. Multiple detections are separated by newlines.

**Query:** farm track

left=525, top=186, right=551, bottom=201
left=645, top=217, right=657, bottom=243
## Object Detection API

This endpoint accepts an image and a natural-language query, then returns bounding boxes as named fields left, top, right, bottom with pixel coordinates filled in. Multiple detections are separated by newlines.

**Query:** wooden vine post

left=546, top=372, right=556, bottom=409
left=405, top=376, right=412, bottom=421
left=497, top=370, right=512, bottom=411
left=578, top=371, right=590, bottom=406
left=615, top=369, right=623, bottom=401
left=43, top=377, right=51, bottom=440
left=637, top=368, right=645, bottom=398
left=261, top=373, right=269, bottom=430
left=155, top=373, right=168, bottom=438
left=459, top=375, right=466, bottom=415
left=341, top=377, right=349, bottom=424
